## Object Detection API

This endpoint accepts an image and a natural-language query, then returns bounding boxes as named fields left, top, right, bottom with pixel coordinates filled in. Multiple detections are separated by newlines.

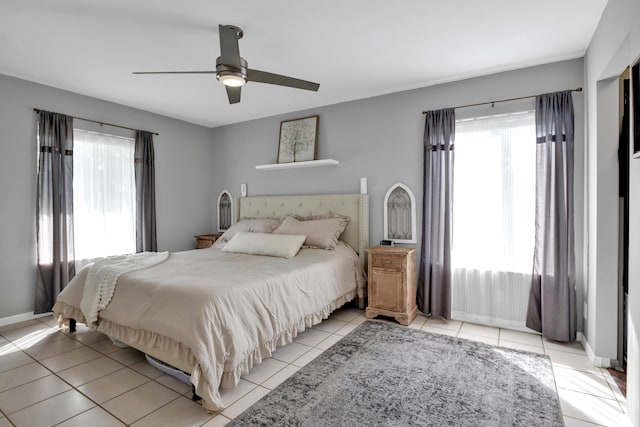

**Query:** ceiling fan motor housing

left=216, top=56, right=248, bottom=85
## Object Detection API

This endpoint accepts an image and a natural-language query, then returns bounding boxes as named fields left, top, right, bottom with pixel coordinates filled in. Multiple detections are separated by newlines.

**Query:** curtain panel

left=35, top=111, right=75, bottom=313
left=452, top=268, right=532, bottom=330
left=134, top=130, right=157, bottom=252
left=526, top=90, right=577, bottom=342
left=418, top=108, right=455, bottom=318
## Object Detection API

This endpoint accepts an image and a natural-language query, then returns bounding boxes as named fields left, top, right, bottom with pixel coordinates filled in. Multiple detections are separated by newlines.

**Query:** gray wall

left=0, top=74, right=215, bottom=319
left=210, top=58, right=585, bottom=329
left=0, top=57, right=592, bottom=366
left=584, top=0, right=631, bottom=364
left=586, top=0, right=640, bottom=424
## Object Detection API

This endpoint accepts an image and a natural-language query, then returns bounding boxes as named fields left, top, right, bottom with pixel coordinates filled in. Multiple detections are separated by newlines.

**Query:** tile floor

left=0, top=308, right=629, bottom=426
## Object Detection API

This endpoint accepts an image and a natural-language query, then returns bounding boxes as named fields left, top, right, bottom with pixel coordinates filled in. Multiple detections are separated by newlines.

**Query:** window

left=73, top=129, right=136, bottom=262
left=451, top=111, right=535, bottom=328
left=453, top=111, right=535, bottom=271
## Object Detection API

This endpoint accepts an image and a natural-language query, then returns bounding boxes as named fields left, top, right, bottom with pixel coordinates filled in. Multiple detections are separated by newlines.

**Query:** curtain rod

left=33, top=108, right=159, bottom=136
left=421, top=87, right=583, bottom=114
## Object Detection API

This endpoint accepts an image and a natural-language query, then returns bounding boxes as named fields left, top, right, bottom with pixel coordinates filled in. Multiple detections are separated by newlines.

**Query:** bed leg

left=191, top=384, right=202, bottom=402
left=68, top=318, right=76, bottom=333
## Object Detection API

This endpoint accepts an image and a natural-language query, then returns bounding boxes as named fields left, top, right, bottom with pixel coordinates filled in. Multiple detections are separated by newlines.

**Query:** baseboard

left=0, top=311, right=53, bottom=328
left=578, top=332, right=614, bottom=368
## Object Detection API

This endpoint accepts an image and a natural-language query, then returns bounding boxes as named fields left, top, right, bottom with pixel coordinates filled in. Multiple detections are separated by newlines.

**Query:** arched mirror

left=383, top=183, right=416, bottom=244
left=217, top=190, right=234, bottom=232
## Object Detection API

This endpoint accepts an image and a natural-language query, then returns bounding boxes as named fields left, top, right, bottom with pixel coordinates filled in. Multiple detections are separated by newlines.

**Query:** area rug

left=229, top=320, right=563, bottom=426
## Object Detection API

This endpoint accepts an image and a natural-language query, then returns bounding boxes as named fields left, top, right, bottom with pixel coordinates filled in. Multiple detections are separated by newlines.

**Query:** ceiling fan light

left=218, top=74, right=246, bottom=87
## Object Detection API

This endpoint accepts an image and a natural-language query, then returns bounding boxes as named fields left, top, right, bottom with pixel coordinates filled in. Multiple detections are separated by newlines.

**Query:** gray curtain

left=418, top=108, right=455, bottom=318
left=35, top=111, right=75, bottom=313
left=526, top=90, right=576, bottom=342
left=134, top=130, right=157, bottom=252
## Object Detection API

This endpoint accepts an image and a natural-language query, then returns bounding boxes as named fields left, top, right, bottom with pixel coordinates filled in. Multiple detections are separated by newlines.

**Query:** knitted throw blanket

left=80, top=251, right=169, bottom=328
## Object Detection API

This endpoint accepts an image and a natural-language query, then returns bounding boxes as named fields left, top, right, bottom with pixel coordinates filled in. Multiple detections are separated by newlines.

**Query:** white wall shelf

left=255, top=159, right=339, bottom=170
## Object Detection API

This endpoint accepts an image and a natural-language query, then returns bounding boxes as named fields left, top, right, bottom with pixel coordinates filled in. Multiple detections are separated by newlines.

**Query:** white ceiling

left=0, top=0, right=607, bottom=128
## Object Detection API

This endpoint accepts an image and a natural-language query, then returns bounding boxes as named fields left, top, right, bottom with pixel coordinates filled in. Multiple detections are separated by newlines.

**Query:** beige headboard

left=237, top=194, right=369, bottom=263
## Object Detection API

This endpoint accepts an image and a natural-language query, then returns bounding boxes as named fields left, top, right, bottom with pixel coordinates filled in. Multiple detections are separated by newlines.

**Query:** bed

left=52, top=193, right=369, bottom=411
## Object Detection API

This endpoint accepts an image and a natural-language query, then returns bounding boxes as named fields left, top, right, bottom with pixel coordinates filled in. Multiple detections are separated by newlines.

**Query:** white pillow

left=222, top=232, right=307, bottom=259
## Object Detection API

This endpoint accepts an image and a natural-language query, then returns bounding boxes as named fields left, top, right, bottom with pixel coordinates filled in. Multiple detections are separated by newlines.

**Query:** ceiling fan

left=133, top=24, right=320, bottom=104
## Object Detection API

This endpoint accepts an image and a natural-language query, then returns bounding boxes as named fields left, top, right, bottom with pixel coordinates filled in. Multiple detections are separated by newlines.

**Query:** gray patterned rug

left=229, top=321, right=563, bottom=426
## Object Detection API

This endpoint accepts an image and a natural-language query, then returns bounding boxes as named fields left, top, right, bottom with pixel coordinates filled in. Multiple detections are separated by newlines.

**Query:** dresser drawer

left=194, top=234, right=221, bottom=249
left=196, top=239, right=214, bottom=249
left=371, top=254, right=403, bottom=271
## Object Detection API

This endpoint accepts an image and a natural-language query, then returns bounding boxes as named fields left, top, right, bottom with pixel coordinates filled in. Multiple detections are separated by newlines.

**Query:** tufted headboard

left=237, top=194, right=369, bottom=264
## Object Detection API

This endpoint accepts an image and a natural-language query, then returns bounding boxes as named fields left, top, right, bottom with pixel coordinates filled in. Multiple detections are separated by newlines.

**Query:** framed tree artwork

left=277, top=115, right=319, bottom=163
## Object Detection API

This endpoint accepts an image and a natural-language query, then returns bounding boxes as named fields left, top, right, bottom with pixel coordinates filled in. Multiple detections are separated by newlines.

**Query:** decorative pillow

left=222, top=232, right=306, bottom=259
left=213, top=218, right=281, bottom=249
left=272, top=215, right=349, bottom=250
left=291, top=213, right=349, bottom=221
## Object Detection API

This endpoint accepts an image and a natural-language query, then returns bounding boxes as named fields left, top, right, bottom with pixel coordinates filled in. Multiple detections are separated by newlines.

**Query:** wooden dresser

left=366, top=245, right=417, bottom=326
left=194, top=234, right=222, bottom=249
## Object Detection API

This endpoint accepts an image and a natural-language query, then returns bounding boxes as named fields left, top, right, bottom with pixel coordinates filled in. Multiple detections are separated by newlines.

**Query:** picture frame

left=383, top=182, right=417, bottom=244
left=277, top=115, right=319, bottom=163
left=217, top=189, right=234, bottom=232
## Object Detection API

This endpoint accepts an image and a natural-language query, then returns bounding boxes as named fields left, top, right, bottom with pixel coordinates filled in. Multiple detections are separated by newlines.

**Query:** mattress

left=53, top=242, right=364, bottom=410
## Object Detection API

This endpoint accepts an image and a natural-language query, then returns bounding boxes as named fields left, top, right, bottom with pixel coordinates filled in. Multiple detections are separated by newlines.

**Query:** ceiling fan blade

left=226, top=86, right=241, bottom=104
left=132, top=71, right=216, bottom=75
left=247, top=69, right=320, bottom=92
left=219, top=25, right=241, bottom=69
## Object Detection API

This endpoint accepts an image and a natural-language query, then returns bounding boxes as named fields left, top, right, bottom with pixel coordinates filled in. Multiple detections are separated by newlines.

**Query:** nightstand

left=194, top=234, right=222, bottom=249
left=366, top=246, right=417, bottom=326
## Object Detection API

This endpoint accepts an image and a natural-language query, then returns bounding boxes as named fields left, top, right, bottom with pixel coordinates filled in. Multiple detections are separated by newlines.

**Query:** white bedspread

left=80, top=251, right=169, bottom=328
left=53, top=243, right=364, bottom=411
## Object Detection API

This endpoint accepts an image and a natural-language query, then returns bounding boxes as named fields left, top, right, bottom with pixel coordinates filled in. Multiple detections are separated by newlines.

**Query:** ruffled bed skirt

left=53, top=289, right=356, bottom=411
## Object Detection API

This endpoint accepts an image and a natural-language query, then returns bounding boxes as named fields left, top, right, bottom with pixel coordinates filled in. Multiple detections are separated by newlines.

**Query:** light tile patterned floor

left=0, top=309, right=629, bottom=426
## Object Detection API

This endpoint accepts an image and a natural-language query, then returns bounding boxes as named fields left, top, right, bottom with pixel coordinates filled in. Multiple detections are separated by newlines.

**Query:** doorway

left=616, top=68, right=630, bottom=379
